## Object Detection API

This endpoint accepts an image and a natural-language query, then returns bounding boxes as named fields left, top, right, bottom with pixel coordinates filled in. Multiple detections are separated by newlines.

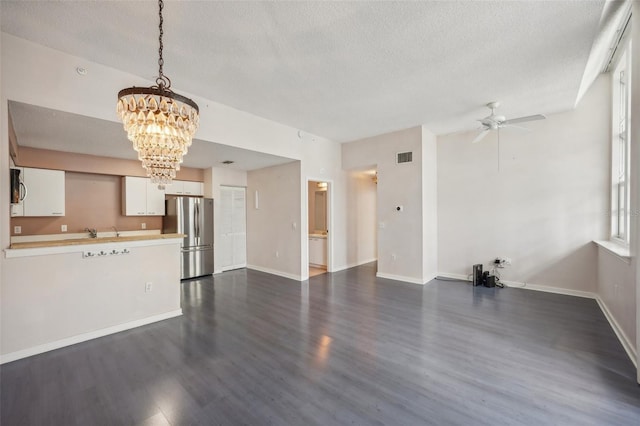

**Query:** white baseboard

left=246, top=264, right=302, bottom=281
left=376, top=272, right=426, bottom=285
left=331, top=258, right=377, bottom=273
left=423, top=273, right=438, bottom=284
left=436, top=272, right=595, bottom=298
left=502, top=280, right=596, bottom=299
left=437, top=271, right=636, bottom=367
left=436, top=272, right=470, bottom=281
left=0, top=309, right=183, bottom=365
left=595, top=296, right=637, bottom=369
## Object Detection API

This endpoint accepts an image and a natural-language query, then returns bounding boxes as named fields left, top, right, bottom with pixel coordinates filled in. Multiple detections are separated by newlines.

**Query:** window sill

left=593, top=240, right=631, bottom=263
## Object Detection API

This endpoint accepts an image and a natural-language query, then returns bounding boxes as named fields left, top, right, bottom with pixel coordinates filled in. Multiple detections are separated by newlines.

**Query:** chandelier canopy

left=117, top=0, right=199, bottom=189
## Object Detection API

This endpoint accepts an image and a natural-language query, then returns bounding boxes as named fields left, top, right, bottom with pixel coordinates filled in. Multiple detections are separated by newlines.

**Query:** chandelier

left=117, top=0, right=199, bottom=189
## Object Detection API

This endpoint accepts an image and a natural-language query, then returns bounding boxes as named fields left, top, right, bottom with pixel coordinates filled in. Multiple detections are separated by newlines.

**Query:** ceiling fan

left=471, top=102, right=546, bottom=144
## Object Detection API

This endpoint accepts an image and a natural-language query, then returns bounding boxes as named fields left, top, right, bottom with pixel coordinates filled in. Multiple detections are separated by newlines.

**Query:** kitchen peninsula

left=1, top=233, right=184, bottom=364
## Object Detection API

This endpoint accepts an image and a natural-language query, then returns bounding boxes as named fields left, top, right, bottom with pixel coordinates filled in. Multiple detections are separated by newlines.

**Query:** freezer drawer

left=181, top=246, right=214, bottom=280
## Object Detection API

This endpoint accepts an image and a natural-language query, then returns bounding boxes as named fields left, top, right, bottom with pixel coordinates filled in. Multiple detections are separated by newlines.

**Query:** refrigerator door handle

left=181, top=245, right=212, bottom=252
left=195, top=201, right=200, bottom=242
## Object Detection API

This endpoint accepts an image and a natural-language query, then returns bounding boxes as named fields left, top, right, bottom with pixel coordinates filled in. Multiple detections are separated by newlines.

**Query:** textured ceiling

left=9, top=102, right=294, bottom=171
left=2, top=1, right=605, bottom=142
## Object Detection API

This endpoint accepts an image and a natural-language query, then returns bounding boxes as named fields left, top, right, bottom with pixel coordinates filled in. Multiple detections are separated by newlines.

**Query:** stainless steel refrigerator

left=163, top=197, right=214, bottom=279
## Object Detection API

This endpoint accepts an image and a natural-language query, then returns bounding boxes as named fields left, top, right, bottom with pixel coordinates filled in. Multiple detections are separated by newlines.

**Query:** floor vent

left=396, top=151, right=413, bottom=164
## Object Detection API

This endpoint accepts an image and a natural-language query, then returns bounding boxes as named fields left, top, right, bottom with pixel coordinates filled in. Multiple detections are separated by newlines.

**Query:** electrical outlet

left=391, top=253, right=397, bottom=261
left=141, top=223, right=147, bottom=229
left=495, top=257, right=512, bottom=268
left=13, top=226, right=21, bottom=234
left=145, top=282, right=152, bottom=292
left=61, top=224, right=67, bottom=232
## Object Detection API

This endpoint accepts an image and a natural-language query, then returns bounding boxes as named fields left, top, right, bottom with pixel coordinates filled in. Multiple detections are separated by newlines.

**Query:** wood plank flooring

left=1, top=262, right=639, bottom=425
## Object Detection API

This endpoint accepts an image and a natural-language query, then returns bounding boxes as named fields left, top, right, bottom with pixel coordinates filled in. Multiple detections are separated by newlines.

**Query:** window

left=611, top=42, right=631, bottom=243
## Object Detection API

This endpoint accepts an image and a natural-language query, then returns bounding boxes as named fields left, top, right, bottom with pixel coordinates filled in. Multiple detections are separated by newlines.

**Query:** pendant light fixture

left=117, top=0, right=199, bottom=189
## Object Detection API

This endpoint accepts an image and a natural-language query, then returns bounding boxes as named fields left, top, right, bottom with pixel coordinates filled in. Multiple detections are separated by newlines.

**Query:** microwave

left=10, top=168, right=26, bottom=204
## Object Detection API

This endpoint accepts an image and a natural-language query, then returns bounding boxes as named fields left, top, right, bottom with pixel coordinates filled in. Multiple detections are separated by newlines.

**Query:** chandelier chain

left=156, top=0, right=171, bottom=89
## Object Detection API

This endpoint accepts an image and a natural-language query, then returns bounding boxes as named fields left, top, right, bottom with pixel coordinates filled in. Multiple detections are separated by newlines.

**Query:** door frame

left=305, top=177, right=333, bottom=278
left=219, top=185, right=247, bottom=272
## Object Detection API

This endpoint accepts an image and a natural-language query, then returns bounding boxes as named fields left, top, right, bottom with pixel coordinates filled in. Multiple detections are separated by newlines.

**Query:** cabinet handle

left=20, top=182, right=27, bottom=201
left=138, top=211, right=145, bottom=215
left=52, top=212, right=63, bottom=215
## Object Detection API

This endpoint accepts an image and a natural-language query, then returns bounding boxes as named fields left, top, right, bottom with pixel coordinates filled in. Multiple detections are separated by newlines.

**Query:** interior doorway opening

left=308, top=180, right=328, bottom=277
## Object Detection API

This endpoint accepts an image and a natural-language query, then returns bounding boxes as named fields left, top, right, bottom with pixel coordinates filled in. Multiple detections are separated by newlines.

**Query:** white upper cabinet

left=20, top=167, right=65, bottom=217
left=164, top=180, right=204, bottom=196
left=182, top=181, right=203, bottom=196
left=145, top=180, right=165, bottom=215
left=122, top=176, right=166, bottom=216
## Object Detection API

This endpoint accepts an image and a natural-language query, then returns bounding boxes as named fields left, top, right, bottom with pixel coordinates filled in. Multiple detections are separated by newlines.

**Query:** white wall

left=343, top=126, right=437, bottom=284
left=597, top=250, right=636, bottom=352
left=300, top=135, right=348, bottom=276
left=1, top=243, right=181, bottom=361
left=422, top=126, right=438, bottom=282
left=343, top=171, right=378, bottom=268
left=247, top=161, right=302, bottom=280
left=437, top=74, right=611, bottom=292
left=204, top=167, right=248, bottom=273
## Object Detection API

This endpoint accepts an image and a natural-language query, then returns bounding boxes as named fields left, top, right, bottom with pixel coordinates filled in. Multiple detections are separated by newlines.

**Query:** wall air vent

left=396, top=151, right=413, bottom=164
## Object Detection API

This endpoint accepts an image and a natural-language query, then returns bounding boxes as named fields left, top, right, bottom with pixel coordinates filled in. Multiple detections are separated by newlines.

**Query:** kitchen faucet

left=112, top=226, right=120, bottom=237
left=85, top=228, right=98, bottom=238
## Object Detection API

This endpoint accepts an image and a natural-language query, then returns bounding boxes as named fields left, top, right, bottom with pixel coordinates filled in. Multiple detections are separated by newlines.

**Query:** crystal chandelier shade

left=116, top=0, right=199, bottom=189
left=117, top=88, right=199, bottom=187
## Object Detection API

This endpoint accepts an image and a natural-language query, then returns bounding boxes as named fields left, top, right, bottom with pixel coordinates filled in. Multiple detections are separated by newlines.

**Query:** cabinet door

left=309, top=238, right=321, bottom=265
left=163, top=181, right=184, bottom=195
left=182, top=181, right=204, bottom=196
left=122, top=176, right=147, bottom=216
left=319, top=238, right=327, bottom=266
left=145, top=180, right=165, bottom=216
left=308, top=238, right=327, bottom=266
left=23, top=168, right=65, bottom=217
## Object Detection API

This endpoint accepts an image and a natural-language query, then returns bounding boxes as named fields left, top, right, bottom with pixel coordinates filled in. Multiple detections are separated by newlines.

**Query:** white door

left=220, top=186, right=247, bottom=271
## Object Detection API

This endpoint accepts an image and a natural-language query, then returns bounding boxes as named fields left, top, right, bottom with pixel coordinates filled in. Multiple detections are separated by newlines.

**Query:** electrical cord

left=489, top=265, right=504, bottom=288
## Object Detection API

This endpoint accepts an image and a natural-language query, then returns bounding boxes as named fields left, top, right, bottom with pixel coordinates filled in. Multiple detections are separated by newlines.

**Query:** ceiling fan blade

left=502, top=114, right=546, bottom=125
left=471, top=129, right=490, bottom=144
left=500, top=124, right=531, bottom=131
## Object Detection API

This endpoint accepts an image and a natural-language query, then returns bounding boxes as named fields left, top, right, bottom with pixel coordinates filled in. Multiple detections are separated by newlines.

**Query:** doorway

left=219, top=186, right=247, bottom=271
left=308, top=180, right=328, bottom=277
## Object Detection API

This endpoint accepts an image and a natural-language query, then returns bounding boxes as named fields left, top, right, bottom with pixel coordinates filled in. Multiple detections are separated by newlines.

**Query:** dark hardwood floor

left=1, top=262, right=639, bottom=425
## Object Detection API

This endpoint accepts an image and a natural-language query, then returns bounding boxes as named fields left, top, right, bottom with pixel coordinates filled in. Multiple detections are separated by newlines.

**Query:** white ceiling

left=9, top=101, right=294, bottom=171
left=2, top=1, right=605, bottom=142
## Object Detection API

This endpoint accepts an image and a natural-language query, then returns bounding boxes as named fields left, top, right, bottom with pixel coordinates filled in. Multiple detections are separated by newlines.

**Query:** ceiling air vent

left=396, top=151, right=413, bottom=164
